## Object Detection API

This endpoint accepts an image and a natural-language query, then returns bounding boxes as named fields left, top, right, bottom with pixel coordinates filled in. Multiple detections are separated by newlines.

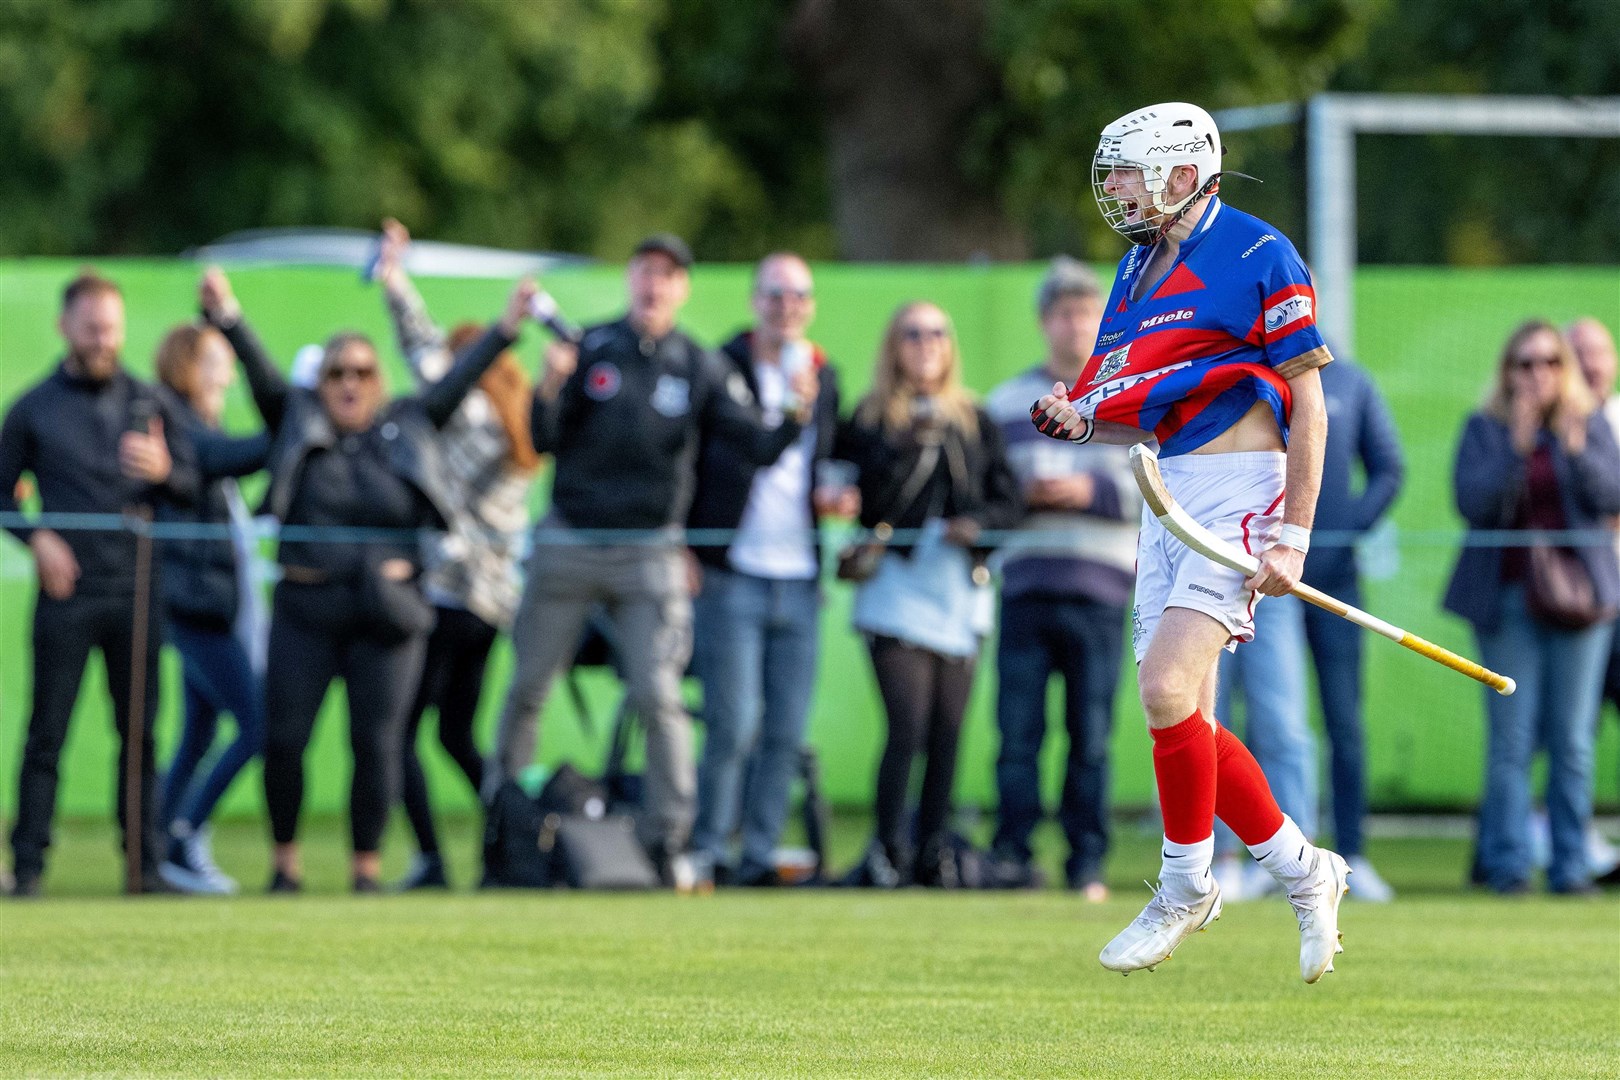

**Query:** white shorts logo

left=1264, top=295, right=1313, bottom=335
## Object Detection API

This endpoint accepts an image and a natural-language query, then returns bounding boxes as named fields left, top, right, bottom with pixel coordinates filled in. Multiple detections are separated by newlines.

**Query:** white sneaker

left=1099, top=879, right=1223, bottom=974
left=158, top=826, right=238, bottom=896
left=1288, top=849, right=1350, bottom=983
left=1346, top=856, right=1395, bottom=903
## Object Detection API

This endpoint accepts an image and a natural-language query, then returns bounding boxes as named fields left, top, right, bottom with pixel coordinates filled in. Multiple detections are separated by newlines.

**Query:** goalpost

left=1301, top=93, right=1620, bottom=352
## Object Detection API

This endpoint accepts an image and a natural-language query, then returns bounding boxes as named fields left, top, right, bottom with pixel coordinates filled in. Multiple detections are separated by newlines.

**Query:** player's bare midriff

left=1188, top=400, right=1285, bottom=455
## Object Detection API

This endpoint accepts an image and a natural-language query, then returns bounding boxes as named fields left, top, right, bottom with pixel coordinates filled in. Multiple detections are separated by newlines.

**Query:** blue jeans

left=691, top=568, right=820, bottom=876
left=1474, top=584, right=1613, bottom=892
left=160, top=619, right=266, bottom=834
left=992, top=594, right=1124, bottom=885
left=1303, top=569, right=1369, bottom=856
left=1216, top=593, right=1316, bottom=851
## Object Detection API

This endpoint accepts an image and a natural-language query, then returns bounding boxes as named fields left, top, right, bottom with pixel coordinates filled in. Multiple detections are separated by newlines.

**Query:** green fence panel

left=0, top=258, right=1615, bottom=820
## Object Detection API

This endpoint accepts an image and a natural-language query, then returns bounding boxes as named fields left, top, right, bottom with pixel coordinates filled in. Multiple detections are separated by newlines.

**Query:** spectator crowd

left=2, top=225, right=1616, bottom=899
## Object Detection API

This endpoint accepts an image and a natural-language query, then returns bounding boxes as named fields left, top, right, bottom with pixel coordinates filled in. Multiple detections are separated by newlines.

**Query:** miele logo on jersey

left=1264, top=295, right=1313, bottom=334
left=1136, top=308, right=1195, bottom=333
left=1148, top=138, right=1208, bottom=155
left=1241, top=234, right=1277, bottom=259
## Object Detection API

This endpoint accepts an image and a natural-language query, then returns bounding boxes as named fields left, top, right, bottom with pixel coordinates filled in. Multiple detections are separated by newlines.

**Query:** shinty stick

left=1129, top=444, right=1515, bottom=696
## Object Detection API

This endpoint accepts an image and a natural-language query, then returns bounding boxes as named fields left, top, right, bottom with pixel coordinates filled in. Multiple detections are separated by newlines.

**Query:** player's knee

left=1137, top=666, right=1198, bottom=729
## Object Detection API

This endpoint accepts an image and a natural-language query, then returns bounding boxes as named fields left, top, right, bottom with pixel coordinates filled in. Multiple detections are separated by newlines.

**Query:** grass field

left=3, top=817, right=1616, bottom=1077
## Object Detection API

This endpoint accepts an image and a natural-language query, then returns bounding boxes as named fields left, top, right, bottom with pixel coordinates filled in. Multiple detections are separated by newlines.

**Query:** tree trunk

left=788, top=0, right=1026, bottom=261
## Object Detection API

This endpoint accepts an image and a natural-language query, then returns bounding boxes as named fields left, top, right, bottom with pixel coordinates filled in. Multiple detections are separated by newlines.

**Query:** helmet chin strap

left=1132, top=171, right=1225, bottom=247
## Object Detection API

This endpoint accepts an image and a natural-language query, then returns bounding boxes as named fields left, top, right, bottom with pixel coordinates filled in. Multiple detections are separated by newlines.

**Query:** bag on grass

left=480, top=779, right=551, bottom=888
left=547, top=815, right=660, bottom=890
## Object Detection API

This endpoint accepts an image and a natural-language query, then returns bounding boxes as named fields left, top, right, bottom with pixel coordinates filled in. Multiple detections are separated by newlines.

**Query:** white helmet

left=1092, top=102, right=1223, bottom=246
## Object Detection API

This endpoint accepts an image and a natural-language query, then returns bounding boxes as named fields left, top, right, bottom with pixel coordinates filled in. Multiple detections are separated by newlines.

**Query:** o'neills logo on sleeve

left=1263, top=295, right=1313, bottom=335
left=1136, top=308, right=1195, bottom=333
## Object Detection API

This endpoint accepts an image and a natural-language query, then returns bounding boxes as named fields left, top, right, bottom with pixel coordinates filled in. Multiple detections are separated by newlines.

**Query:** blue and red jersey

left=1067, top=198, right=1331, bottom=456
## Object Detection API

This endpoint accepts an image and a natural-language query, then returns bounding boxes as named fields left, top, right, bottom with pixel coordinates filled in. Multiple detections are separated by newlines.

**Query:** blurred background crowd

left=0, top=0, right=1615, bottom=901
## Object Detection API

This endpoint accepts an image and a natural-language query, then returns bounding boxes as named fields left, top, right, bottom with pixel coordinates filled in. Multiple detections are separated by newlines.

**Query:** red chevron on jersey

left=1067, top=198, right=1329, bottom=456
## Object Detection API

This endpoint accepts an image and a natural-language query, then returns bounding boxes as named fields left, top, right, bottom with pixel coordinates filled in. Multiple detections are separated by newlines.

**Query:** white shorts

left=1131, top=451, right=1287, bottom=663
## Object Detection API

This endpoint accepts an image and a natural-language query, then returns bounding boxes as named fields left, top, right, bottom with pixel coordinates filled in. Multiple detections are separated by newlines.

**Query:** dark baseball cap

left=632, top=232, right=694, bottom=269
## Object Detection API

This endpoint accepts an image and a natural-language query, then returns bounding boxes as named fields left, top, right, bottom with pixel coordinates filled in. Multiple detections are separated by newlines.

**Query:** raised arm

left=191, top=428, right=273, bottom=480
left=374, top=218, right=454, bottom=386
left=700, top=346, right=809, bottom=466
left=199, top=267, right=290, bottom=433
left=418, top=279, right=533, bottom=429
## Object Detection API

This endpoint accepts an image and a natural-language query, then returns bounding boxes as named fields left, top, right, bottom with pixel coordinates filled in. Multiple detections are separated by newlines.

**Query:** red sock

left=1213, top=723, right=1286, bottom=845
left=1151, top=712, right=1217, bottom=845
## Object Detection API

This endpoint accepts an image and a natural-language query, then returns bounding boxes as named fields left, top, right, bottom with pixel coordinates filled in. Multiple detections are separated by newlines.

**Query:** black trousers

left=263, top=583, right=427, bottom=853
left=867, top=635, right=977, bottom=867
left=399, top=605, right=495, bottom=856
left=11, top=590, right=162, bottom=879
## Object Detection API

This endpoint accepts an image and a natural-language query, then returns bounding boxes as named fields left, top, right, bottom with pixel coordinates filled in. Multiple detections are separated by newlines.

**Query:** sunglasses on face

left=1511, top=353, right=1562, bottom=371
left=759, top=286, right=812, bottom=302
left=323, top=365, right=379, bottom=384
left=901, top=325, right=949, bottom=343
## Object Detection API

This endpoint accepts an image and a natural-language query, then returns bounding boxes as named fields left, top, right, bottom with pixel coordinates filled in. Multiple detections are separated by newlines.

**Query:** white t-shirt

left=727, top=358, right=818, bottom=580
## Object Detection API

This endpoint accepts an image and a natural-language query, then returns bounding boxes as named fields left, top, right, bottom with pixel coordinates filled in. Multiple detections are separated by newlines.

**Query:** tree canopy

left=0, top=0, right=1612, bottom=263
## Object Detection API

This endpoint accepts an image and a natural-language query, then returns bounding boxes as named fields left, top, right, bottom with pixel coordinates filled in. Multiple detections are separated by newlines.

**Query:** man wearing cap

left=487, top=234, right=819, bottom=885
left=984, top=257, right=1138, bottom=899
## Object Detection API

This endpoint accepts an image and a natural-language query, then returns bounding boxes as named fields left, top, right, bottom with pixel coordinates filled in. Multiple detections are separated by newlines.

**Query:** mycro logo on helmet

left=1148, top=139, right=1208, bottom=154
left=1137, top=308, right=1195, bottom=333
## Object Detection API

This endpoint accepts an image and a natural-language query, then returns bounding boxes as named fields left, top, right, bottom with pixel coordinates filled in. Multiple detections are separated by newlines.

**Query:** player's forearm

left=1088, top=419, right=1153, bottom=445
left=1283, top=373, right=1328, bottom=529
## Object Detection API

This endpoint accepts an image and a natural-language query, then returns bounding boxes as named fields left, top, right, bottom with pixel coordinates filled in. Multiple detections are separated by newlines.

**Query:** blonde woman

left=1444, top=319, right=1620, bottom=894
left=836, top=301, right=1021, bottom=887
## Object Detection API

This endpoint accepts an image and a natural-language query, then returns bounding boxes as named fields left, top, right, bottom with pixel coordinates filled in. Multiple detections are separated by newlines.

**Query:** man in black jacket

left=488, top=235, right=818, bottom=884
left=0, top=272, right=199, bottom=896
left=685, top=252, right=844, bottom=886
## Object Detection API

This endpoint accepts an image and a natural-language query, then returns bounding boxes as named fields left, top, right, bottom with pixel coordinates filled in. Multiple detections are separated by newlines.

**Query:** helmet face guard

left=1091, top=103, right=1224, bottom=247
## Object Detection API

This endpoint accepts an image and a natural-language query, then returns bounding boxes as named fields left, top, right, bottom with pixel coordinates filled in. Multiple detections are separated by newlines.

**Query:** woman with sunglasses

left=199, top=268, right=534, bottom=893
left=836, top=301, right=1021, bottom=887
left=1443, top=319, right=1620, bottom=895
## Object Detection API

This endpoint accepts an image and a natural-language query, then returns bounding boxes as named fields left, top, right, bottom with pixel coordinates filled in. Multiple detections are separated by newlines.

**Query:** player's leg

left=1099, top=605, right=1229, bottom=974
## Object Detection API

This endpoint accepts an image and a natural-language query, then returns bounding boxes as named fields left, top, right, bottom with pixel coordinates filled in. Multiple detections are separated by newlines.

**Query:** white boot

left=1288, top=848, right=1350, bottom=983
left=1100, top=878, right=1223, bottom=974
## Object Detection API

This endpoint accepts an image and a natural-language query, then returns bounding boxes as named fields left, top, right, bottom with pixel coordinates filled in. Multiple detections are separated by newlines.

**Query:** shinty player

left=1032, top=102, right=1350, bottom=982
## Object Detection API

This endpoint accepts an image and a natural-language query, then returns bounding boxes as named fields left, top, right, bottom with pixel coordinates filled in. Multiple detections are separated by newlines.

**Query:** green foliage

left=0, top=0, right=752, bottom=258
left=982, top=0, right=1379, bottom=257
left=0, top=0, right=1612, bottom=262
left=1331, top=0, right=1620, bottom=265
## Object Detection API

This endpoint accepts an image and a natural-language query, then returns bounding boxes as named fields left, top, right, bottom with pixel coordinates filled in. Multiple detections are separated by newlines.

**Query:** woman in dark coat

left=199, top=268, right=535, bottom=893
left=1443, top=319, right=1620, bottom=895
left=837, top=301, right=1022, bottom=887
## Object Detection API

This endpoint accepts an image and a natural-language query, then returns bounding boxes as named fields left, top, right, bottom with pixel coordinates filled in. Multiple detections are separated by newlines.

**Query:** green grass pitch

left=3, top=818, right=1615, bottom=1077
